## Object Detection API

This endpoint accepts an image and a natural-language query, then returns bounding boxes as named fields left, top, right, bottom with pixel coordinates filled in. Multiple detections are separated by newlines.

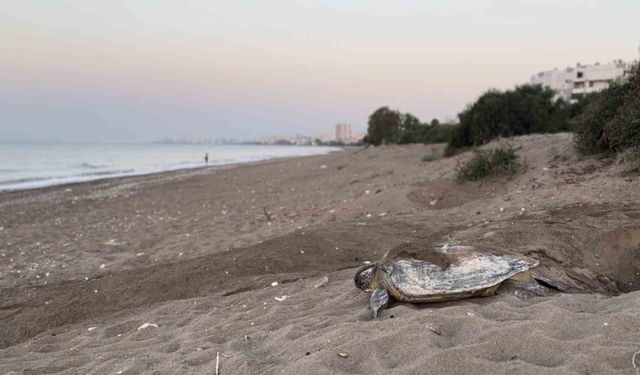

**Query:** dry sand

left=1, top=133, right=640, bottom=374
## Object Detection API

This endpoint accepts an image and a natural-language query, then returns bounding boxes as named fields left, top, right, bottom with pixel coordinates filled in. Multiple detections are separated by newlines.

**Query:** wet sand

left=2, top=133, right=640, bottom=374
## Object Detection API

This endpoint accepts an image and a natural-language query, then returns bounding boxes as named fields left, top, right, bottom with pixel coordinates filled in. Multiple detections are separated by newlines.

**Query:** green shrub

left=572, top=63, right=640, bottom=154
left=364, top=106, right=458, bottom=146
left=455, top=145, right=521, bottom=182
left=447, top=84, right=581, bottom=153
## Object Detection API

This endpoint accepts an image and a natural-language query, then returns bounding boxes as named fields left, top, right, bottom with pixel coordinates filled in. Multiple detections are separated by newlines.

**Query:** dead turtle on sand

left=354, top=243, right=548, bottom=318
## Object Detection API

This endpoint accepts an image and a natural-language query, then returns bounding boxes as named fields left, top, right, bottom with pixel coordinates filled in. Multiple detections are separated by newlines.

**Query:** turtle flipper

left=498, top=279, right=549, bottom=299
left=370, top=287, right=389, bottom=318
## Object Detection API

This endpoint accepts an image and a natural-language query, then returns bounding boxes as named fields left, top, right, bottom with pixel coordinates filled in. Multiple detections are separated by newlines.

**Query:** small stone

left=271, top=281, right=279, bottom=287
left=499, top=207, right=505, bottom=212
left=337, top=352, right=349, bottom=358
left=312, top=276, right=329, bottom=288
left=483, top=231, right=496, bottom=238
left=275, top=295, right=289, bottom=302
left=99, top=264, right=106, bottom=269
left=137, top=323, right=159, bottom=330
left=300, top=250, right=305, bottom=254
left=87, top=327, right=97, bottom=332
left=426, top=325, right=442, bottom=335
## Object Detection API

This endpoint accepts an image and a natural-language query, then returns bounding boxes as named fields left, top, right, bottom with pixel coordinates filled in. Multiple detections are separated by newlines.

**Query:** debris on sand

left=270, top=281, right=279, bottom=287
left=275, top=295, right=289, bottom=302
left=87, top=327, right=97, bottom=332
left=137, top=323, right=159, bottom=331
left=426, top=325, right=442, bottom=336
left=312, top=276, right=329, bottom=288
left=337, top=352, right=349, bottom=358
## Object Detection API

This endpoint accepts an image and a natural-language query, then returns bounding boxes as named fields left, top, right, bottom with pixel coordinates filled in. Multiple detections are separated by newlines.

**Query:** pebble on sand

left=312, top=276, right=329, bottom=288
left=137, top=323, right=159, bottom=331
left=275, top=295, right=289, bottom=302
left=271, top=281, right=279, bottom=287
left=337, top=352, right=349, bottom=358
left=87, top=327, right=97, bottom=332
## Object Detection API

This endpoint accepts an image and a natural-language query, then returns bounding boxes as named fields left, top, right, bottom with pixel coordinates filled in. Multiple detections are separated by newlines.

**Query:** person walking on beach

left=204, top=153, right=209, bottom=165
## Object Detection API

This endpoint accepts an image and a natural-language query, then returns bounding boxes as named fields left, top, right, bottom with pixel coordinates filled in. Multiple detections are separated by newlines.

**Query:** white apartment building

left=531, top=59, right=636, bottom=101
left=335, top=123, right=352, bottom=143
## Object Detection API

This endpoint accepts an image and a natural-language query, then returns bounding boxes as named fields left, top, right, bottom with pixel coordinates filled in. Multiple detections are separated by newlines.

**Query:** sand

left=2, top=133, right=640, bottom=374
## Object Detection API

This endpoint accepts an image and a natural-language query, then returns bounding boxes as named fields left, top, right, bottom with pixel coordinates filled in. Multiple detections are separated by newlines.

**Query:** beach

left=2, top=132, right=640, bottom=374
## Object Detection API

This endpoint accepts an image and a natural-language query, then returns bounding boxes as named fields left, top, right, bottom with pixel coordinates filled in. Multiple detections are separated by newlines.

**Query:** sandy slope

left=2, top=133, right=640, bottom=374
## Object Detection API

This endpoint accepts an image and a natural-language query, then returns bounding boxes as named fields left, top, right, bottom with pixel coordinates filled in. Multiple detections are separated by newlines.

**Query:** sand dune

left=2, top=133, right=640, bottom=374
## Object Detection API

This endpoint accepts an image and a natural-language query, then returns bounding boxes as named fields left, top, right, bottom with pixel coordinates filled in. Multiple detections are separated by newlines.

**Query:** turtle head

left=354, top=263, right=379, bottom=292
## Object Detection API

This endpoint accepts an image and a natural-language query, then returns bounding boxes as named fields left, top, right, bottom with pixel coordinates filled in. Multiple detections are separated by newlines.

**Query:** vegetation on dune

left=446, top=84, right=585, bottom=153
left=363, top=64, right=639, bottom=173
left=455, top=144, right=521, bottom=182
left=572, top=63, right=640, bottom=155
left=363, top=107, right=458, bottom=146
left=363, top=85, right=590, bottom=151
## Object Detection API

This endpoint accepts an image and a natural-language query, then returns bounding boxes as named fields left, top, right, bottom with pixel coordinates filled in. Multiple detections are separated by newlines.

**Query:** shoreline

left=0, top=148, right=344, bottom=197
left=0, top=144, right=343, bottom=193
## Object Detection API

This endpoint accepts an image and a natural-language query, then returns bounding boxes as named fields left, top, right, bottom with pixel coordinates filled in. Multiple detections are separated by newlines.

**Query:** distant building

left=531, top=58, right=636, bottom=102
left=335, top=123, right=352, bottom=143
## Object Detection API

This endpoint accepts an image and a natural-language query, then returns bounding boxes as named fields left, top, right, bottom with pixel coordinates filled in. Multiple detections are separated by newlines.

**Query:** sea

left=0, top=142, right=340, bottom=192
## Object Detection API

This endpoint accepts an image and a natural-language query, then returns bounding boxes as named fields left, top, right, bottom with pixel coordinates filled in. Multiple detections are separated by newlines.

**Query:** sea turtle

left=354, top=243, right=547, bottom=318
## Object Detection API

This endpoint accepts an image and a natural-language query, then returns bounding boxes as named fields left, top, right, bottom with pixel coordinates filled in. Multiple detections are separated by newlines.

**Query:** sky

left=1, top=0, right=639, bottom=141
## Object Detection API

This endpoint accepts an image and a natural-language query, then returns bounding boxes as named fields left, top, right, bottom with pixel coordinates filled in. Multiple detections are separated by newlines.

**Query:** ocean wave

left=0, top=169, right=135, bottom=188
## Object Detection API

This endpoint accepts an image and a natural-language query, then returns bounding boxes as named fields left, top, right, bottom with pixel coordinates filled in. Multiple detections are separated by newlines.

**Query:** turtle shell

left=378, top=244, right=539, bottom=303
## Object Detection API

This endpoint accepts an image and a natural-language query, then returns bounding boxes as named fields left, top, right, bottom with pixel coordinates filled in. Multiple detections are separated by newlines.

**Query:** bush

left=572, top=63, right=640, bottom=154
left=364, top=107, right=458, bottom=146
left=455, top=144, right=521, bottom=182
left=447, top=84, right=578, bottom=153
left=423, top=123, right=458, bottom=144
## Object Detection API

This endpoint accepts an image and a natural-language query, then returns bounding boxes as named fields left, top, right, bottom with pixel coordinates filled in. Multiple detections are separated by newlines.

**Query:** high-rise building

left=335, top=123, right=352, bottom=143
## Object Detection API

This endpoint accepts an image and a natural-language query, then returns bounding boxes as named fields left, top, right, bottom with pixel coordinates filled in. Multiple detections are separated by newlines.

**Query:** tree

left=448, top=84, right=570, bottom=150
left=365, top=107, right=403, bottom=145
